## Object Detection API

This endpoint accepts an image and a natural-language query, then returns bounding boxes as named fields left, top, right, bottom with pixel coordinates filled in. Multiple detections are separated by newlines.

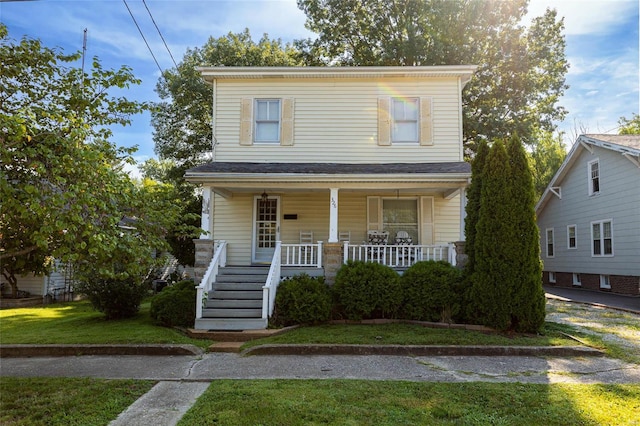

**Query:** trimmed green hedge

left=150, top=280, right=196, bottom=328
left=273, top=274, right=332, bottom=326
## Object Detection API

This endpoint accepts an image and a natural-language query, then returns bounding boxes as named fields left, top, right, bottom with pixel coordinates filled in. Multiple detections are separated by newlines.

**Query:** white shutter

left=281, top=98, right=294, bottom=146
left=377, top=97, right=391, bottom=146
left=420, top=97, right=433, bottom=146
left=420, top=196, right=434, bottom=244
left=239, top=98, right=253, bottom=145
left=367, top=196, right=381, bottom=231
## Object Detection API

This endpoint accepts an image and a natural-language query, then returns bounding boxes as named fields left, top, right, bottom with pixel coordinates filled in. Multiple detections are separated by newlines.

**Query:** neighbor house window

left=600, top=275, right=611, bottom=289
left=591, top=220, right=613, bottom=256
left=567, top=225, right=577, bottom=249
left=549, top=272, right=556, bottom=283
left=573, top=273, right=581, bottom=286
left=254, top=99, right=280, bottom=142
left=546, top=228, right=555, bottom=257
left=391, top=97, right=419, bottom=142
left=588, top=159, right=600, bottom=195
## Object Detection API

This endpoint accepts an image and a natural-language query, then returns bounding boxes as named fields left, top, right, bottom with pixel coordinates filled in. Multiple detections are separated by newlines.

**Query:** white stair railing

left=262, top=241, right=282, bottom=319
left=195, top=240, right=227, bottom=320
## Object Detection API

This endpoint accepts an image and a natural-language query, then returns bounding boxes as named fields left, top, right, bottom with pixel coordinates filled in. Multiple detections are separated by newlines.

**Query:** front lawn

left=242, top=322, right=578, bottom=350
left=0, top=300, right=211, bottom=349
left=0, top=377, right=155, bottom=426
left=178, top=380, right=640, bottom=426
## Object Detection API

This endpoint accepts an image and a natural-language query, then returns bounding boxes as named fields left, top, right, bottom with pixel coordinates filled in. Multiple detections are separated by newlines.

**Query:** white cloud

left=526, top=0, right=638, bottom=35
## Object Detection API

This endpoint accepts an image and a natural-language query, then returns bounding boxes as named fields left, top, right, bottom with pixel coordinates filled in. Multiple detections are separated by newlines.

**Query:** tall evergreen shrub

left=506, top=136, right=545, bottom=332
left=469, top=139, right=515, bottom=330
left=464, top=140, right=490, bottom=276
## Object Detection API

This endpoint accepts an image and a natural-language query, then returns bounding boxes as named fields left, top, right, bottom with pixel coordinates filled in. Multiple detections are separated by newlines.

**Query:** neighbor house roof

left=535, top=134, right=640, bottom=215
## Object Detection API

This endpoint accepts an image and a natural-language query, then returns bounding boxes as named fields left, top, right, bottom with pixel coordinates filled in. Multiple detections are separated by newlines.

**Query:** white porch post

left=200, top=186, right=212, bottom=238
left=459, top=187, right=466, bottom=241
left=328, top=188, right=339, bottom=243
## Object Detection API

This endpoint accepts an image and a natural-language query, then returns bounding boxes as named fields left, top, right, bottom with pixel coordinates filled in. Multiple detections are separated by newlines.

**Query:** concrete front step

left=194, top=317, right=268, bottom=331
left=219, top=266, right=270, bottom=275
left=202, top=308, right=262, bottom=318
left=205, top=299, right=262, bottom=309
left=216, top=275, right=268, bottom=283
left=210, top=290, right=263, bottom=300
left=213, top=282, right=264, bottom=291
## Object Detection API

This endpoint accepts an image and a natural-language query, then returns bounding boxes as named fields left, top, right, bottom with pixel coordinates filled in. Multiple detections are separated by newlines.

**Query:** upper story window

left=254, top=99, right=281, bottom=143
left=567, top=225, right=577, bottom=249
left=546, top=228, right=554, bottom=258
left=591, top=219, right=613, bottom=257
left=588, top=159, right=600, bottom=196
left=377, top=97, right=432, bottom=146
left=391, top=98, right=419, bottom=143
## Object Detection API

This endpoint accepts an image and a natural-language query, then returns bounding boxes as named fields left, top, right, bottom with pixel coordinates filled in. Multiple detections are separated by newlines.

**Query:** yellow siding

left=214, top=77, right=463, bottom=163
left=211, top=191, right=461, bottom=265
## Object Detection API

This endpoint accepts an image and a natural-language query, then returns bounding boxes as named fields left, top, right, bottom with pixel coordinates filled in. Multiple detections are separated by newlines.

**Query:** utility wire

left=122, top=0, right=164, bottom=75
left=142, top=0, right=178, bottom=69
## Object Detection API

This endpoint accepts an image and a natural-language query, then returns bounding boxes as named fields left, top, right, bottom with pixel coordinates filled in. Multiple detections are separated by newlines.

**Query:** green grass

left=242, top=322, right=578, bottom=350
left=0, top=300, right=211, bottom=349
left=178, top=380, right=640, bottom=426
left=0, top=377, right=155, bottom=426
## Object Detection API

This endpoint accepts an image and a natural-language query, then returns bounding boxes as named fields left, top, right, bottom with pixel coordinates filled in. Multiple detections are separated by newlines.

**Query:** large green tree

left=0, top=25, right=174, bottom=297
left=152, top=29, right=303, bottom=172
left=618, top=113, right=640, bottom=135
left=296, top=0, right=569, bottom=154
left=527, top=129, right=566, bottom=199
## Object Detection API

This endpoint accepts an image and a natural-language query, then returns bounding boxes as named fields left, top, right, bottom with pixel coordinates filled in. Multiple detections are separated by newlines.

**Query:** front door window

left=253, top=197, right=279, bottom=263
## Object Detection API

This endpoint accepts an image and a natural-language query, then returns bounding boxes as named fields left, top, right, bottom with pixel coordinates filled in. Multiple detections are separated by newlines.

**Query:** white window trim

left=548, top=272, right=556, bottom=283
left=545, top=228, right=555, bottom=258
left=567, top=224, right=577, bottom=250
left=254, top=99, right=281, bottom=143
left=587, top=158, right=600, bottom=196
left=600, top=275, right=611, bottom=289
left=591, top=219, right=614, bottom=257
left=573, top=273, right=581, bottom=286
left=391, top=97, right=419, bottom=143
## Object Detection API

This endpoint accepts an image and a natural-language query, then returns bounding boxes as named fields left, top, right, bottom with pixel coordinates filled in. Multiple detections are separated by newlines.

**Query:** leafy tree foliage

left=297, top=0, right=569, bottom=154
left=152, top=29, right=302, bottom=171
left=527, top=129, right=566, bottom=199
left=468, top=138, right=545, bottom=332
left=0, top=25, right=175, bottom=299
left=618, top=113, right=640, bottom=135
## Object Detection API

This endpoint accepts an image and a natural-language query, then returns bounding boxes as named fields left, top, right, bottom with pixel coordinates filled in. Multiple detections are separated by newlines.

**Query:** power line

left=142, top=0, right=178, bottom=69
left=122, top=0, right=164, bottom=75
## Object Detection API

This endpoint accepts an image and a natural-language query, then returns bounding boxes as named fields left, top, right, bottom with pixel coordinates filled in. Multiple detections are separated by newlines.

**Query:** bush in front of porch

left=273, top=274, right=332, bottom=326
left=333, top=261, right=402, bottom=320
left=400, top=260, right=463, bottom=323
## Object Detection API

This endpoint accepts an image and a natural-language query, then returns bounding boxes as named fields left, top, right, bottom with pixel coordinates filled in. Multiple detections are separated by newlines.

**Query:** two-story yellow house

left=186, top=66, right=476, bottom=330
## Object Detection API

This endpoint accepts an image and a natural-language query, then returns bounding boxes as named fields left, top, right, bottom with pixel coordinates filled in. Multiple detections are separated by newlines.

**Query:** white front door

left=252, top=195, right=280, bottom=263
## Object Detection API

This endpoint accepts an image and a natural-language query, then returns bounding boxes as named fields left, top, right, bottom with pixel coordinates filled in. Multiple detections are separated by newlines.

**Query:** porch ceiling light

left=261, top=191, right=269, bottom=202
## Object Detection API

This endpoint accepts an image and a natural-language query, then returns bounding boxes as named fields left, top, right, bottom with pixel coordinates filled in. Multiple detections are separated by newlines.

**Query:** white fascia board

left=197, top=65, right=478, bottom=83
left=185, top=172, right=471, bottom=184
left=535, top=138, right=584, bottom=214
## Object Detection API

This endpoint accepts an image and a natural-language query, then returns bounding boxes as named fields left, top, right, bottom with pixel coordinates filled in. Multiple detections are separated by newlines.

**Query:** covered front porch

left=185, top=162, right=470, bottom=330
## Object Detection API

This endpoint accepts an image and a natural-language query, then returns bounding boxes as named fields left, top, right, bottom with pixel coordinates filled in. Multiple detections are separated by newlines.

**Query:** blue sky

left=2, top=0, right=638, bottom=176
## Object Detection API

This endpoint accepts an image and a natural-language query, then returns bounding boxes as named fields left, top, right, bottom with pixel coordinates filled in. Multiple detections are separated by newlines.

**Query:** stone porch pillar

left=193, top=239, right=215, bottom=284
left=454, top=240, right=468, bottom=269
left=323, top=242, right=343, bottom=285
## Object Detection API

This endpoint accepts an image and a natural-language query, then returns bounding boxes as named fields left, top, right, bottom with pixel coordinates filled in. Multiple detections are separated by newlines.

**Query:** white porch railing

left=281, top=242, right=323, bottom=267
left=195, top=240, right=227, bottom=320
left=343, top=242, right=457, bottom=268
left=262, top=241, right=282, bottom=319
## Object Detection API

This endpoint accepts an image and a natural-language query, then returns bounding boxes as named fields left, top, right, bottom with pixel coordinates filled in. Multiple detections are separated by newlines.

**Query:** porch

left=194, top=240, right=458, bottom=330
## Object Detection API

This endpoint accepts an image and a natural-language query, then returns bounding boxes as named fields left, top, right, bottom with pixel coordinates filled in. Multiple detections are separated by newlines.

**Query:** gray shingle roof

left=186, top=162, right=471, bottom=175
left=585, top=134, right=640, bottom=150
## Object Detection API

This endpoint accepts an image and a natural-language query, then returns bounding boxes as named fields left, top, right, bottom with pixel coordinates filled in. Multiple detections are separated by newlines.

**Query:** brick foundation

left=543, top=271, right=640, bottom=296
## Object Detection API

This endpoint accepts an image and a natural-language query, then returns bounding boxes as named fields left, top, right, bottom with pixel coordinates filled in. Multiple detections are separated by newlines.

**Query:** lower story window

left=592, top=220, right=613, bottom=256
left=382, top=199, right=419, bottom=243
left=600, top=275, right=611, bottom=289
left=548, top=272, right=556, bottom=283
left=573, top=273, right=581, bottom=286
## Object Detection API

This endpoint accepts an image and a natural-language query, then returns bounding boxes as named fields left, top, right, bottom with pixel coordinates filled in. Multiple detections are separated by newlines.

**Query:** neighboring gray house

left=536, top=134, right=640, bottom=296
